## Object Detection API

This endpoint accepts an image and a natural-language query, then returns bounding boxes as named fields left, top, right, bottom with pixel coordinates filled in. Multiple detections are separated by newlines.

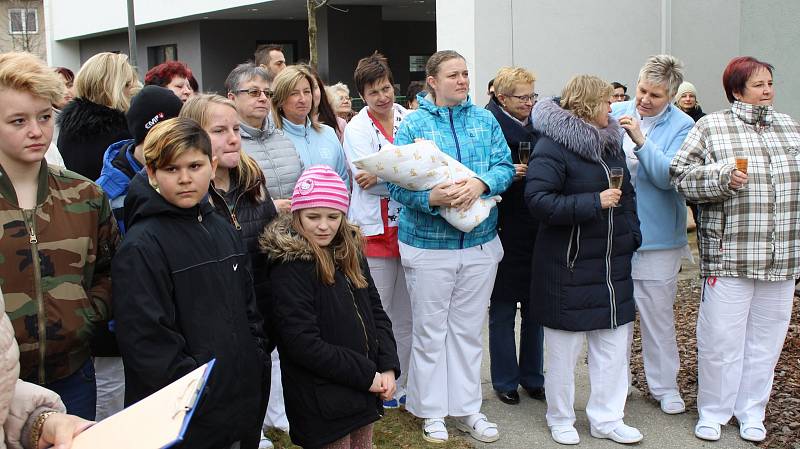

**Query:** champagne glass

left=518, top=142, right=531, bottom=164
left=609, top=167, right=624, bottom=207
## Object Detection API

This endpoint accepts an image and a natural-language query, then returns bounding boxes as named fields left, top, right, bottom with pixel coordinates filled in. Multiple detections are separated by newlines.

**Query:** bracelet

left=30, top=410, right=58, bottom=449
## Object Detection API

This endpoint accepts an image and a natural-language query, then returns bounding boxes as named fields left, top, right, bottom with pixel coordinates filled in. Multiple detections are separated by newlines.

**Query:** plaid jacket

left=670, top=101, right=800, bottom=281
left=389, top=93, right=514, bottom=249
left=0, top=161, right=118, bottom=384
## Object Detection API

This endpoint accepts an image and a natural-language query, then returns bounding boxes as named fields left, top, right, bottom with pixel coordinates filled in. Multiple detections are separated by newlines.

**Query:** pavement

left=457, top=235, right=754, bottom=448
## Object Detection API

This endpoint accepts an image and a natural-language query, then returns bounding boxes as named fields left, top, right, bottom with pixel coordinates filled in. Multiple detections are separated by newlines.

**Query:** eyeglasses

left=612, top=94, right=627, bottom=99
left=234, top=88, right=273, bottom=98
left=508, top=93, right=538, bottom=103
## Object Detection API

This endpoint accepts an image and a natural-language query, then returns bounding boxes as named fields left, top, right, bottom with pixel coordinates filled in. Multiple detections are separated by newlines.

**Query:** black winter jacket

left=57, top=98, right=131, bottom=180
left=113, top=173, right=268, bottom=449
left=260, top=215, right=400, bottom=449
left=486, top=99, right=539, bottom=299
left=209, top=178, right=277, bottom=330
left=525, top=98, right=641, bottom=332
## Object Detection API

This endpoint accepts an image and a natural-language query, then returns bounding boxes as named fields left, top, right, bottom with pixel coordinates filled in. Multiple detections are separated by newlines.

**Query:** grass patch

left=265, top=409, right=474, bottom=448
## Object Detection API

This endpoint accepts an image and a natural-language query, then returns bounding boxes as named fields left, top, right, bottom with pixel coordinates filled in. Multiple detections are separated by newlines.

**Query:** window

left=148, top=44, right=178, bottom=69
left=8, top=8, right=38, bottom=34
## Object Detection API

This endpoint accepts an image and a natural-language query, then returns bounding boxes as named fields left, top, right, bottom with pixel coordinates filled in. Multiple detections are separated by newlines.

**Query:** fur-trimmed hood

left=260, top=213, right=315, bottom=263
left=57, top=98, right=128, bottom=141
left=532, top=97, right=622, bottom=162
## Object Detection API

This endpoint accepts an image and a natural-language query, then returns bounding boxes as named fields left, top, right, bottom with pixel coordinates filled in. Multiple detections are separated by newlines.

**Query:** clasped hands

left=428, top=177, right=488, bottom=211
left=369, top=371, right=397, bottom=401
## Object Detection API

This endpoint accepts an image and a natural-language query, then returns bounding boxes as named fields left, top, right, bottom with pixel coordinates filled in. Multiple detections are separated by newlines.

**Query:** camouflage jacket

left=0, top=161, right=118, bottom=384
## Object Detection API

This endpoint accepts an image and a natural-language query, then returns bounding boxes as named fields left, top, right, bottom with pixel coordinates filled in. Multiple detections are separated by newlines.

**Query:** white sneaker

left=590, top=423, right=643, bottom=444
left=550, top=425, right=580, bottom=445
left=659, top=394, right=686, bottom=414
left=258, top=435, right=274, bottom=449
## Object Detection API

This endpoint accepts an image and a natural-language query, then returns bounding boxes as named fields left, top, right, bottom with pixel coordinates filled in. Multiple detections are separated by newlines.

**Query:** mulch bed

left=630, top=280, right=800, bottom=449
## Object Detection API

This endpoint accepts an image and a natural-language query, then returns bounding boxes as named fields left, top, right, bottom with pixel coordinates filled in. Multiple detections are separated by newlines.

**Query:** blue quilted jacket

left=389, top=93, right=514, bottom=249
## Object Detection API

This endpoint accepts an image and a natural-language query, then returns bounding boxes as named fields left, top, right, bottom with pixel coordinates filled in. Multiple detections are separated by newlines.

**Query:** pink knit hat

left=291, top=165, right=350, bottom=214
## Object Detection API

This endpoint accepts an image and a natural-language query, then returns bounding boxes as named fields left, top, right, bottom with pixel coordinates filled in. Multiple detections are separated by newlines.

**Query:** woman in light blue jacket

left=271, top=65, right=350, bottom=187
left=389, top=50, right=514, bottom=445
left=610, top=55, right=695, bottom=416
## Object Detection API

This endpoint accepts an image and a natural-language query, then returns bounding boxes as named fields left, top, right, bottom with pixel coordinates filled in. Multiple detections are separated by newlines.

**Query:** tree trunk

left=307, top=0, right=318, bottom=69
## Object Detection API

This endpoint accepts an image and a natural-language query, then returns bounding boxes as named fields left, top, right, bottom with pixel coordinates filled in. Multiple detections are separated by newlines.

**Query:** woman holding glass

left=670, top=56, right=800, bottom=443
left=610, top=55, right=695, bottom=416
left=390, top=50, right=514, bottom=444
left=525, top=75, right=642, bottom=445
left=484, top=66, right=544, bottom=405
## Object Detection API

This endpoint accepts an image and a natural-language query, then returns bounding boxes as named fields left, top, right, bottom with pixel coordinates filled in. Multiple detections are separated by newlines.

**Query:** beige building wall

left=0, top=0, right=47, bottom=60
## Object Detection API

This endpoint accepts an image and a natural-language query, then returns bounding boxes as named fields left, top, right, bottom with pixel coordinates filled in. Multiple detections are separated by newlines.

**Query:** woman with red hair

left=671, top=56, right=800, bottom=443
left=145, top=60, right=194, bottom=102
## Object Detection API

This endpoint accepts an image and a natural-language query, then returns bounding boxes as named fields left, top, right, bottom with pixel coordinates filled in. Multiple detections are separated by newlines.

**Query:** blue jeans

left=46, top=359, right=97, bottom=420
left=488, top=295, right=544, bottom=392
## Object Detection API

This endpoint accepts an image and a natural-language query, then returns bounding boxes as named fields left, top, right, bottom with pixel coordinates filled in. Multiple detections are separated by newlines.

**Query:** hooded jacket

left=260, top=215, right=400, bottom=449
left=670, top=101, right=800, bottom=281
left=96, top=139, right=142, bottom=235
left=239, top=119, right=304, bottom=200
left=0, top=161, right=117, bottom=385
left=208, top=178, right=277, bottom=333
left=57, top=98, right=131, bottom=181
left=112, top=174, right=267, bottom=449
left=611, top=101, right=694, bottom=251
left=525, top=98, right=641, bottom=332
left=389, top=93, right=515, bottom=250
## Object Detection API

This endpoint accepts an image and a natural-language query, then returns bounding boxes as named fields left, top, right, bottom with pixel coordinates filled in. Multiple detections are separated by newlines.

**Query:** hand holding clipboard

left=69, top=360, right=215, bottom=449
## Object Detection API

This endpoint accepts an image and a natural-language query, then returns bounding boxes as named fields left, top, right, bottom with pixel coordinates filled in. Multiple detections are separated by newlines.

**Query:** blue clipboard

left=70, top=359, right=216, bottom=449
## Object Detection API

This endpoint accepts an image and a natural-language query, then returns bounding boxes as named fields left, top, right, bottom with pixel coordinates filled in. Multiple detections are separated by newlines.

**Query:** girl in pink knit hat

left=259, top=165, right=400, bottom=449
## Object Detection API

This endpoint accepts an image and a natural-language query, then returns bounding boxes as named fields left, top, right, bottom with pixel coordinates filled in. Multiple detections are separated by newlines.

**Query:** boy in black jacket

left=112, top=118, right=268, bottom=449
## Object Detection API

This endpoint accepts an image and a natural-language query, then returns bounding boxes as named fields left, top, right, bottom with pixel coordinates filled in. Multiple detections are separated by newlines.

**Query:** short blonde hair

left=271, top=65, right=320, bottom=131
left=143, top=117, right=211, bottom=171
left=75, top=52, right=141, bottom=112
left=560, top=75, right=613, bottom=122
left=0, top=52, right=64, bottom=105
left=493, top=66, right=536, bottom=96
left=637, top=54, right=684, bottom=98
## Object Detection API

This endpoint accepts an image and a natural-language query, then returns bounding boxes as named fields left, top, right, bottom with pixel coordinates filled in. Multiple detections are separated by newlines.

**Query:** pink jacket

left=0, top=288, right=65, bottom=449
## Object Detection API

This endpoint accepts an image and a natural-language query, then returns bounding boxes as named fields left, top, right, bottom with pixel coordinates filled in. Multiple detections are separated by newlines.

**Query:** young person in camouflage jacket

left=0, top=52, right=119, bottom=420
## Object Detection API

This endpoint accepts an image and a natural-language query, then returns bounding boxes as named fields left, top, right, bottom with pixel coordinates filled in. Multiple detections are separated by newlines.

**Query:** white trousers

left=697, top=277, right=794, bottom=425
left=263, top=349, right=289, bottom=431
left=400, top=237, right=503, bottom=418
left=94, top=356, right=125, bottom=421
left=633, top=276, right=681, bottom=399
left=544, top=323, right=632, bottom=434
left=366, top=256, right=412, bottom=398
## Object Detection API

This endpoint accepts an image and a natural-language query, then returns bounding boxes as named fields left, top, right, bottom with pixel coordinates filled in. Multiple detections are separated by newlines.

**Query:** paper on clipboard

left=71, top=359, right=215, bottom=449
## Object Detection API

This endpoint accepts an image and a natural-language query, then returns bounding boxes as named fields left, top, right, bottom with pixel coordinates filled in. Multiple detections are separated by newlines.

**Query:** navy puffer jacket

left=524, top=98, right=641, bottom=332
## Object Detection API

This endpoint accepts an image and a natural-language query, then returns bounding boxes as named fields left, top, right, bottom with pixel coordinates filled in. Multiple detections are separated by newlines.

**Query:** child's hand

left=369, top=372, right=385, bottom=394
left=379, top=371, right=397, bottom=401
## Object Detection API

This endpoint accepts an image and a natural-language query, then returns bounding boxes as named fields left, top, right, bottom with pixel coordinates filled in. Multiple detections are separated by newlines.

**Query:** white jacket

left=0, top=288, right=65, bottom=449
left=343, top=104, right=408, bottom=236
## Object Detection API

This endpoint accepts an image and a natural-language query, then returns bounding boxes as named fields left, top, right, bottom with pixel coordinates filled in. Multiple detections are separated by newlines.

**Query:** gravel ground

left=629, top=279, right=800, bottom=449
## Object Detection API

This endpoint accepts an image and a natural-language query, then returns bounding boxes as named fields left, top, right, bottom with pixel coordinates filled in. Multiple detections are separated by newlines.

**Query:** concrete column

left=436, top=0, right=513, bottom=107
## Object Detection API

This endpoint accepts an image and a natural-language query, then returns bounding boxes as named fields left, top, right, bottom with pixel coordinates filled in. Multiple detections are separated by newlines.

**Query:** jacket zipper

left=346, top=279, right=370, bottom=354
left=599, top=161, right=618, bottom=328
left=23, top=209, right=46, bottom=384
left=448, top=108, right=466, bottom=249
left=566, top=225, right=581, bottom=272
left=211, top=186, right=243, bottom=230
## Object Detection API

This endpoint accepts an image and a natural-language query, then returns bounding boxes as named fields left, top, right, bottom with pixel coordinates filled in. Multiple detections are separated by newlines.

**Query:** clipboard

left=71, top=359, right=215, bottom=449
